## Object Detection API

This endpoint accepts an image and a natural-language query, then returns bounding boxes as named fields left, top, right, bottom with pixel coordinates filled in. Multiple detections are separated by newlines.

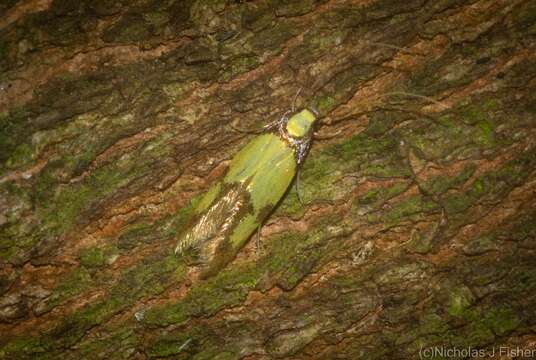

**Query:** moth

left=174, top=108, right=318, bottom=278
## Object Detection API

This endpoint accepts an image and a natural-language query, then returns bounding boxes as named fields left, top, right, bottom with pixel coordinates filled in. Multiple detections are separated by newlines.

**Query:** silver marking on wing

left=175, top=185, right=244, bottom=255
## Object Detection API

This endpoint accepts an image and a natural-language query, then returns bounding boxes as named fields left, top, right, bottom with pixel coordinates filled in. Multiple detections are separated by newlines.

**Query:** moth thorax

left=285, top=109, right=317, bottom=139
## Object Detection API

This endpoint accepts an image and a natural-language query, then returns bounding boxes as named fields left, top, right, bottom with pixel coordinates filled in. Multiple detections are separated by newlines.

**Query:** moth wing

left=176, top=134, right=298, bottom=278
left=224, top=134, right=297, bottom=249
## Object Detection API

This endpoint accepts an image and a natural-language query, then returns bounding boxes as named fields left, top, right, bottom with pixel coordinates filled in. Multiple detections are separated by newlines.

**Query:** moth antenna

left=314, top=128, right=342, bottom=140
left=295, top=169, right=304, bottom=207
left=308, top=105, right=319, bottom=117
left=263, top=116, right=284, bottom=131
left=178, top=339, right=192, bottom=352
left=361, top=40, right=425, bottom=56
left=255, top=225, right=262, bottom=255
left=229, top=112, right=288, bottom=134
left=382, top=91, right=449, bottom=109
left=228, top=121, right=263, bottom=135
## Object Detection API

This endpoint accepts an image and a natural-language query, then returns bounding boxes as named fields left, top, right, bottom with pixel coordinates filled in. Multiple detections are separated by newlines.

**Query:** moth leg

left=255, top=225, right=263, bottom=255
left=262, top=119, right=280, bottom=131
left=229, top=111, right=287, bottom=134
left=264, top=110, right=291, bottom=132
left=295, top=168, right=304, bottom=207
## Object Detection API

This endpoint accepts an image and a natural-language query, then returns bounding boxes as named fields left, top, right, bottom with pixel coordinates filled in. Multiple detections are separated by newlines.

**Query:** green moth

left=175, top=108, right=318, bottom=278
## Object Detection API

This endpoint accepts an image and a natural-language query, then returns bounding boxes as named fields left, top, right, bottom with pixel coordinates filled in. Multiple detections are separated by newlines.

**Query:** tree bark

left=1, top=0, right=535, bottom=359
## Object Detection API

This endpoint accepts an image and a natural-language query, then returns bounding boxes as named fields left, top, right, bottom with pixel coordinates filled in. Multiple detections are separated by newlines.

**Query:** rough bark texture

left=1, top=0, right=535, bottom=359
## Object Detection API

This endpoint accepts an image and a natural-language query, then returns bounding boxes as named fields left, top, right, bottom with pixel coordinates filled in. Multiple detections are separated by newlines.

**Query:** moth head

left=285, top=108, right=318, bottom=139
